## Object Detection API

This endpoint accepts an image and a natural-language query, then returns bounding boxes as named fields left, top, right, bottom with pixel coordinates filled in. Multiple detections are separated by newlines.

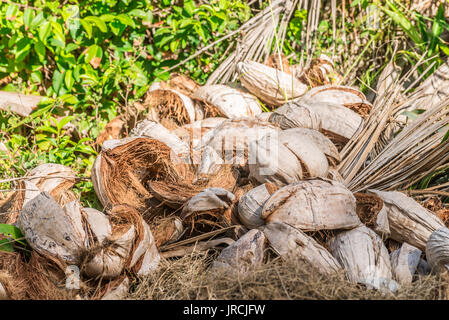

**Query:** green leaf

left=84, top=16, right=108, bottom=33
left=383, top=6, right=423, bottom=48
left=52, top=69, right=64, bottom=95
left=15, top=38, right=31, bottom=62
left=184, top=0, right=196, bottom=16
left=0, top=224, right=24, bottom=241
left=116, top=14, right=135, bottom=27
left=30, top=12, right=45, bottom=29
left=59, top=94, right=79, bottom=105
left=64, top=70, right=74, bottom=90
left=6, top=4, right=19, bottom=20
left=0, top=240, right=14, bottom=253
left=39, top=21, right=52, bottom=43
left=85, top=45, right=103, bottom=66
left=34, top=41, right=46, bottom=62
left=80, top=19, right=93, bottom=38
left=24, top=8, right=34, bottom=27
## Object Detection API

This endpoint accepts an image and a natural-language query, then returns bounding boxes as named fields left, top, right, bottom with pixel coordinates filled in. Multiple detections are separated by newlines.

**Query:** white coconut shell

left=181, top=188, right=235, bottom=218
left=237, top=60, right=308, bottom=106
left=390, top=242, right=421, bottom=285
left=256, top=112, right=272, bottom=122
left=101, top=277, right=130, bottom=300
left=263, top=222, right=342, bottom=275
left=129, top=221, right=161, bottom=277
left=238, top=183, right=278, bottom=229
left=269, top=100, right=363, bottom=140
left=82, top=208, right=112, bottom=244
left=328, top=225, right=393, bottom=289
left=192, top=84, right=262, bottom=119
left=18, top=192, right=87, bottom=264
left=0, top=282, right=8, bottom=300
left=130, top=119, right=190, bottom=159
left=211, top=229, right=265, bottom=274
left=426, top=227, right=449, bottom=274
left=83, top=225, right=135, bottom=279
left=368, top=190, right=445, bottom=251
left=262, top=180, right=360, bottom=231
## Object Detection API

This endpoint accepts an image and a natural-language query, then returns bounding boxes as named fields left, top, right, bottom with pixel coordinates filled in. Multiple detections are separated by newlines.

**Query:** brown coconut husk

left=161, top=73, right=200, bottom=97
left=354, top=192, right=384, bottom=229
left=144, top=89, right=191, bottom=127
left=299, top=58, right=334, bottom=87
left=150, top=216, right=184, bottom=248
left=423, top=197, right=449, bottom=227
left=97, top=138, right=189, bottom=212
left=266, top=53, right=291, bottom=74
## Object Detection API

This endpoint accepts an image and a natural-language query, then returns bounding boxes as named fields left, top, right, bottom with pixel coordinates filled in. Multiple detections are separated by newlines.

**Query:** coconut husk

left=256, top=112, right=272, bottom=122
left=266, top=53, right=291, bottom=74
left=144, top=86, right=196, bottom=126
left=210, top=229, right=265, bottom=274
left=192, top=84, right=262, bottom=119
left=328, top=225, right=394, bottom=290
left=301, top=85, right=372, bottom=118
left=164, top=73, right=200, bottom=97
left=390, top=242, right=421, bottom=285
left=92, top=137, right=190, bottom=212
left=5, top=163, right=78, bottom=224
left=180, top=188, right=236, bottom=236
left=238, top=183, right=278, bottom=229
left=150, top=216, right=184, bottom=248
left=426, top=227, right=449, bottom=274
left=368, top=190, right=445, bottom=251
left=354, top=192, right=390, bottom=238
left=263, top=221, right=342, bottom=275
left=269, top=99, right=363, bottom=145
left=0, top=91, right=43, bottom=117
left=248, top=128, right=335, bottom=186
left=298, top=55, right=335, bottom=87
left=18, top=193, right=87, bottom=265
left=261, top=179, right=360, bottom=232
left=160, top=238, right=235, bottom=259
left=179, top=117, right=227, bottom=149
left=96, top=117, right=125, bottom=146
left=197, top=118, right=280, bottom=172
left=100, top=277, right=130, bottom=300
left=423, top=197, right=449, bottom=227
left=237, top=60, right=308, bottom=107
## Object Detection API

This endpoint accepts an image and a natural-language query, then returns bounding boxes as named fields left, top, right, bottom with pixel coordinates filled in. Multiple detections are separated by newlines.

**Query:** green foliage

left=0, top=224, right=27, bottom=253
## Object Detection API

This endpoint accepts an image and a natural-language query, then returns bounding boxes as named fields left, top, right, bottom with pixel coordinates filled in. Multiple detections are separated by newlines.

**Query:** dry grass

left=128, top=250, right=444, bottom=300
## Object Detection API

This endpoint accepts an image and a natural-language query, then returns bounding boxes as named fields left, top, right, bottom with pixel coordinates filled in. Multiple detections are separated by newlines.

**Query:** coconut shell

left=211, top=229, right=265, bottom=274
left=101, top=277, right=130, bottom=300
left=263, top=221, right=342, bottom=275
left=5, top=163, right=78, bottom=224
left=426, top=227, right=449, bottom=274
left=269, top=99, right=363, bottom=142
left=192, top=84, right=262, bottom=119
left=368, top=190, right=445, bottom=251
left=237, top=60, right=308, bottom=106
left=301, top=85, right=372, bottom=117
left=238, top=183, right=278, bottom=229
left=18, top=192, right=87, bottom=265
left=82, top=208, right=112, bottom=244
left=328, top=225, right=393, bottom=289
left=261, top=180, right=360, bottom=231
left=390, top=242, right=421, bottom=285
left=151, top=216, right=184, bottom=248
left=0, top=281, right=8, bottom=300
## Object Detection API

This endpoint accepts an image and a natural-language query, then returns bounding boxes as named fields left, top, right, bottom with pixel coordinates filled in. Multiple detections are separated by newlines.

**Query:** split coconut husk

left=261, top=179, right=360, bottom=232
left=159, top=73, right=200, bottom=97
left=150, top=216, right=184, bottom=248
left=92, top=137, right=190, bottom=211
left=390, top=242, right=421, bottom=285
left=297, top=54, right=336, bottom=87
left=196, top=118, right=279, bottom=173
left=266, top=53, right=291, bottom=74
left=3, top=163, right=78, bottom=224
left=210, top=229, right=265, bottom=274
left=144, top=83, right=196, bottom=126
left=192, top=84, right=262, bottom=119
left=180, top=188, right=236, bottom=236
left=354, top=192, right=390, bottom=238
left=177, top=117, right=227, bottom=149
left=426, top=227, right=449, bottom=274
left=237, top=60, right=308, bottom=107
left=238, top=183, right=278, bottom=229
left=268, top=99, right=363, bottom=147
left=100, top=277, right=130, bottom=300
left=328, top=225, right=394, bottom=290
left=263, top=221, right=342, bottom=275
left=248, top=129, right=336, bottom=186
left=368, top=190, right=445, bottom=251
left=300, top=85, right=373, bottom=118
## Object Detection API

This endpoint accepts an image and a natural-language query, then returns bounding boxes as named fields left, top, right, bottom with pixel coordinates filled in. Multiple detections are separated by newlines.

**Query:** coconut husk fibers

left=144, top=89, right=191, bottom=127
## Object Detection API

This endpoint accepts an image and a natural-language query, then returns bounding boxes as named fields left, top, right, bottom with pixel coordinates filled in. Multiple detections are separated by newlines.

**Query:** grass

left=129, top=250, right=444, bottom=300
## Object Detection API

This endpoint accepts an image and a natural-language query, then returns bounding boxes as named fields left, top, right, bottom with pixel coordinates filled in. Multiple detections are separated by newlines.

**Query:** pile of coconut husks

left=1, top=54, right=449, bottom=300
